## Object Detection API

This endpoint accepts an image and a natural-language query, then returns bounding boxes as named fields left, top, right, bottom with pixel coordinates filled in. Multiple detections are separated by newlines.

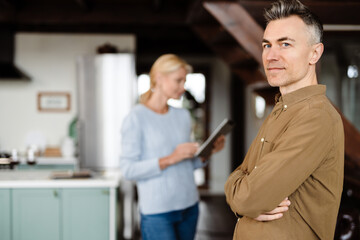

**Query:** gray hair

left=264, top=0, right=323, bottom=44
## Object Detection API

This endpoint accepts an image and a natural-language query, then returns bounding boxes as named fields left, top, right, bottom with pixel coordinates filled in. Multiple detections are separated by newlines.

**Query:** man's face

left=262, top=15, right=315, bottom=90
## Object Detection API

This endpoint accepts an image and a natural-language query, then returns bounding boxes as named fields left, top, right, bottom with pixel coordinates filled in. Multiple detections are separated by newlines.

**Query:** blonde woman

left=120, top=54, right=225, bottom=240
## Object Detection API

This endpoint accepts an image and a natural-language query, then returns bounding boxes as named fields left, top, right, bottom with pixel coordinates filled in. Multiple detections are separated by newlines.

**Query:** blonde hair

left=140, top=54, right=193, bottom=104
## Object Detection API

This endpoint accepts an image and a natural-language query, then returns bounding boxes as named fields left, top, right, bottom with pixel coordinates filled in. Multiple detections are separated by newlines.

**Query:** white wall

left=0, top=33, right=135, bottom=153
left=208, top=58, right=232, bottom=193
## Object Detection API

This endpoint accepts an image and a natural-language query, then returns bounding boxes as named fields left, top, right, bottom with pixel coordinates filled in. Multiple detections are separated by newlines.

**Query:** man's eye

left=282, top=42, right=290, bottom=47
left=263, top=44, right=271, bottom=49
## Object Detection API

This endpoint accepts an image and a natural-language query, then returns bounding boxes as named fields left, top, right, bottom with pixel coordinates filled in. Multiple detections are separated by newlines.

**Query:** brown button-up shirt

left=225, top=85, right=344, bottom=240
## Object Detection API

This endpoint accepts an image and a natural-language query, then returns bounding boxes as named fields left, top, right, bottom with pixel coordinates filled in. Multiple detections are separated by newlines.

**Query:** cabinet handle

left=53, top=190, right=58, bottom=198
left=102, top=190, right=109, bottom=195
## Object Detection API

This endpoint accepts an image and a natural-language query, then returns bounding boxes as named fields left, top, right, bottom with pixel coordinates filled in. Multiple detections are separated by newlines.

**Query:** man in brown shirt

left=224, top=0, right=344, bottom=239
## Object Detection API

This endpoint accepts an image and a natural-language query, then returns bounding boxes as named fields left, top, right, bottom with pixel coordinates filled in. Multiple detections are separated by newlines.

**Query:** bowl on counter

left=0, top=152, right=13, bottom=169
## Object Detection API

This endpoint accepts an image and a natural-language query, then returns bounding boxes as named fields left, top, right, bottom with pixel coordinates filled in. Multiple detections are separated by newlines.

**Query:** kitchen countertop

left=0, top=169, right=122, bottom=188
left=19, top=156, right=78, bottom=165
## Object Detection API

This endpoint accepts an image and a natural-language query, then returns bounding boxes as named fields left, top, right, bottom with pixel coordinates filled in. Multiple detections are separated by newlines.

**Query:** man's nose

left=265, top=47, right=279, bottom=61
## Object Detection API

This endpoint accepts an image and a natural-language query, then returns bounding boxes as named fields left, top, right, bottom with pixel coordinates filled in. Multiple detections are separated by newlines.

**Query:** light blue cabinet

left=10, top=188, right=113, bottom=240
left=62, top=188, right=110, bottom=240
left=12, top=189, right=61, bottom=240
left=0, top=189, right=11, bottom=240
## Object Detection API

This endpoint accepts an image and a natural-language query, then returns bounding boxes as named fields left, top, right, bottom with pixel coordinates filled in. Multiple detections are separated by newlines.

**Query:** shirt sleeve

left=224, top=108, right=335, bottom=218
left=192, top=157, right=209, bottom=169
left=119, top=112, right=162, bottom=181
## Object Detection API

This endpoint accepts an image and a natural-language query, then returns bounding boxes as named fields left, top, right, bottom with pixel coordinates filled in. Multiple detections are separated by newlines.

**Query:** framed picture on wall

left=38, top=92, right=71, bottom=112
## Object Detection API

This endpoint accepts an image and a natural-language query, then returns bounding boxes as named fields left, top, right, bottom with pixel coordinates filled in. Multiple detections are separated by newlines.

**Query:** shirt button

left=254, top=166, right=257, bottom=169
left=284, top=104, right=288, bottom=109
left=261, top=138, right=265, bottom=142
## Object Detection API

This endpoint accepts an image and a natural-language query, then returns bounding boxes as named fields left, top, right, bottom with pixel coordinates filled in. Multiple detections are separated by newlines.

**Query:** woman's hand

left=159, top=143, right=199, bottom=169
left=201, top=135, right=226, bottom=162
left=172, top=143, right=199, bottom=162
left=253, top=197, right=291, bottom=222
left=212, top=135, right=225, bottom=154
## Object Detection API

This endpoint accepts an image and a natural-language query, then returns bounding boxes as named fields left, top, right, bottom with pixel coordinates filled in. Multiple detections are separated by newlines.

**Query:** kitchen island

left=0, top=169, right=122, bottom=240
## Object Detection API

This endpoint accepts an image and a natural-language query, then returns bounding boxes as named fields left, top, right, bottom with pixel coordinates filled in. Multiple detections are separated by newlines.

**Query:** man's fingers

left=265, top=206, right=289, bottom=215
left=253, top=198, right=290, bottom=222
left=254, top=213, right=283, bottom=222
left=278, top=198, right=291, bottom=207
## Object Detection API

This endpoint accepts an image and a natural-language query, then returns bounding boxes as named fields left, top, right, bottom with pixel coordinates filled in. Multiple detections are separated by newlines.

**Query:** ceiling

left=1, top=0, right=360, bottom=75
left=0, top=0, right=211, bottom=56
left=1, top=0, right=359, bottom=55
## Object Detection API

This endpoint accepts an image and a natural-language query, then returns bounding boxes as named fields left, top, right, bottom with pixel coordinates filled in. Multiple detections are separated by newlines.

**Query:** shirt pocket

left=258, top=139, right=274, bottom=161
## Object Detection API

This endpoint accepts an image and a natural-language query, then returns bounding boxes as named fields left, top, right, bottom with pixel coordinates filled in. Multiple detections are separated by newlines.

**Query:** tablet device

left=195, top=118, right=235, bottom=158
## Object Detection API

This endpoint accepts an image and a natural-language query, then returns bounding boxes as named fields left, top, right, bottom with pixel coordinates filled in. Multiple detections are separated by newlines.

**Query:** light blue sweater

left=120, top=104, right=205, bottom=214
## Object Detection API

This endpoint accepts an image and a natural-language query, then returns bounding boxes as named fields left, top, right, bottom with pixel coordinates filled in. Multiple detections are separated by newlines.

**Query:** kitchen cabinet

left=62, top=188, right=110, bottom=240
left=11, top=188, right=113, bottom=240
left=0, top=189, right=11, bottom=240
left=12, top=189, right=61, bottom=240
left=0, top=170, right=120, bottom=240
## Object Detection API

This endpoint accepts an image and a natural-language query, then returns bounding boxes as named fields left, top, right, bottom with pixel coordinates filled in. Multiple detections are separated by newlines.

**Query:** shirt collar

left=275, top=85, right=326, bottom=106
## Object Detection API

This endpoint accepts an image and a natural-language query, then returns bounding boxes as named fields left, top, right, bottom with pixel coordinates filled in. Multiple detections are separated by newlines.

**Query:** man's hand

left=253, top=197, right=291, bottom=222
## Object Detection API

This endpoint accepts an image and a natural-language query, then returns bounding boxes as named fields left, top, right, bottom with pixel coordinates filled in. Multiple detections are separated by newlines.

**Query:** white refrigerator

left=76, top=53, right=137, bottom=170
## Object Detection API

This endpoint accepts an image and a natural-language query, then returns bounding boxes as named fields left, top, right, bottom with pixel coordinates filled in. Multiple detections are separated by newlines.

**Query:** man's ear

left=309, top=43, right=324, bottom=65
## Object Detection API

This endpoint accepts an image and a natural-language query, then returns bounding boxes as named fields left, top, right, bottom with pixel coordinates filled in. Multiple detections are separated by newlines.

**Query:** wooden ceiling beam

left=237, top=1, right=360, bottom=26
left=192, top=25, right=248, bottom=59
left=191, top=25, right=226, bottom=43
left=203, top=1, right=264, bottom=66
left=213, top=45, right=254, bottom=66
left=192, top=23, right=265, bottom=85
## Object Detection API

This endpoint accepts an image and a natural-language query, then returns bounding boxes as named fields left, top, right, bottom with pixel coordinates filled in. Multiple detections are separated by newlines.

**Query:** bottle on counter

left=10, top=149, right=20, bottom=166
left=26, top=148, right=37, bottom=165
